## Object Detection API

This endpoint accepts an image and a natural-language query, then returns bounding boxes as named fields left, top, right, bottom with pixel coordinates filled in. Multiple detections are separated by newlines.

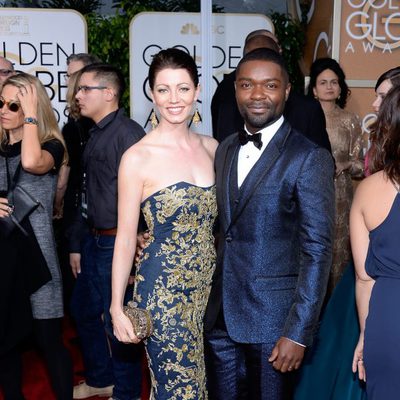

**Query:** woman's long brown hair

left=369, top=85, right=400, bottom=185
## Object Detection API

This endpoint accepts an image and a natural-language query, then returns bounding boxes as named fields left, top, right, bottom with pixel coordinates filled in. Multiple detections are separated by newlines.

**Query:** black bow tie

left=238, top=130, right=263, bottom=150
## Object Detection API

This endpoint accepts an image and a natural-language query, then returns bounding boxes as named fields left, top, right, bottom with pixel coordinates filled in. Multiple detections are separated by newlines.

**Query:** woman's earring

left=192, top=108, right=201, bottom=125
left=150, top=109, right=158, bottom=129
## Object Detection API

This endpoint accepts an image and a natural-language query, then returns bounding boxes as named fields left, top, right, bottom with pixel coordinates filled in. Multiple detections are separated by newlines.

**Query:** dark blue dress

left=293, top=263, right=367, bottom=400
left=364, top=192, right=400, bottom=399
left=135, top=182, right=217, bottom=399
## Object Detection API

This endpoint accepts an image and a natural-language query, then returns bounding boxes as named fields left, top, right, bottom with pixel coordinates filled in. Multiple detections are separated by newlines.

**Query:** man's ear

left=104, top=87, right=116, bottom=102
left=285, top=82, right=291, bottom=101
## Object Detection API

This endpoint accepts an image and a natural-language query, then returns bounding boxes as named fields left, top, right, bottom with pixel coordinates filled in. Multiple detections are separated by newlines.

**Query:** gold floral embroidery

left=137, top=183, right=217, bottom=400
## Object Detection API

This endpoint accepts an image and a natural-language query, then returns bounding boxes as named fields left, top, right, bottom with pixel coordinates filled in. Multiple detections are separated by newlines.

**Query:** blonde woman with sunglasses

left=0, top=72, right=72, bottom=399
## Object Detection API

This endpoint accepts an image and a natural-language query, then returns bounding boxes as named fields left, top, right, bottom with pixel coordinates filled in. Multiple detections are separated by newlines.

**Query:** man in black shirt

left=68, top=64, right=145, bottom=400
left=54, top=53, right=101, bottom=220
left=211, top=30, right=332, bottom=153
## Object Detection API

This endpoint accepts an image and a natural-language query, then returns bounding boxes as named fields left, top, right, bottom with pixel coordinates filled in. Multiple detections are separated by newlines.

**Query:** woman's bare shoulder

left=354, top=171, right=390, bottom=203
left=197, top=133, right=218, bottom=154
left=122, top=134, right=154, bottom=167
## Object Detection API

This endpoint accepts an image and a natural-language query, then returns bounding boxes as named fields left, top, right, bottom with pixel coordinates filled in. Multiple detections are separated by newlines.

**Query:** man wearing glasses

left=69, top=63, right=145, bottom=400
left=0, top=56, right=15, bottom=86
left=55, top=53, right=101, bottom=222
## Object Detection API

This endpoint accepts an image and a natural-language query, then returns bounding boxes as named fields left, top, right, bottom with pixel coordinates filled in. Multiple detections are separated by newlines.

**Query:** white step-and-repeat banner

left=1, top=9, right=272, bottom=131
left=130, top=12, right=273, bottom=133
left=0, top=8, right=86, bottom=125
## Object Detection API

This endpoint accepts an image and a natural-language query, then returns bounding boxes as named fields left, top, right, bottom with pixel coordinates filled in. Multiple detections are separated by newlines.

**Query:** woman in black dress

left=0, top=72, right=72, bottom=400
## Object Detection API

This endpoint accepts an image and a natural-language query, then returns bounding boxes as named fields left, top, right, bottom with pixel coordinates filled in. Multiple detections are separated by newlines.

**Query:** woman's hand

left=17, top=83, right=38, bottom=118
left=352, top=335, right=366, bottom=382
left=110, top=307, right=141, bottom=344
left=0, top=197, right=13, bottom=218
left=53, top=199, right=64, bottom=219
left=335, top=161, right=351, bottom=177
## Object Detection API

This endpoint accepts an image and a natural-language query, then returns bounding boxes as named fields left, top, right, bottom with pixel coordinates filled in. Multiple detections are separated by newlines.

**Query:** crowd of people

left=0, top=27, right=399, bottom=400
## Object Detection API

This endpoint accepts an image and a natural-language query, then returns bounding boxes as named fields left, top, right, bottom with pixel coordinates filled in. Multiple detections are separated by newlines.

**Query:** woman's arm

left=350, top=184, right=374, bottom=381
left=54, top=165, right=70, bottom=218
left=348, top=114, right=365, bottom=178
left=17, top=84, right=57, bottom=174
left=110, top=148, right=144, bottom=344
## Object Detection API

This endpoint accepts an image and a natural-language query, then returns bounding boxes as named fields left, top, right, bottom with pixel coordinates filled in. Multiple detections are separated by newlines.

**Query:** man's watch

left=24, top=117, right=39, bottom=125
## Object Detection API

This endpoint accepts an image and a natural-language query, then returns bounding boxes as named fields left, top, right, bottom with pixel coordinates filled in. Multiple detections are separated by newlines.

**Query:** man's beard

left=239, top=103, right=279, bottom=130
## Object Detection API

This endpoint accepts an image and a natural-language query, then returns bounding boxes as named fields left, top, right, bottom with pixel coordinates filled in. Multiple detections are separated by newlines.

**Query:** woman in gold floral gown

left=110, top=48, right=218, bottom=399
left=308, top=58, right=364, bottom=294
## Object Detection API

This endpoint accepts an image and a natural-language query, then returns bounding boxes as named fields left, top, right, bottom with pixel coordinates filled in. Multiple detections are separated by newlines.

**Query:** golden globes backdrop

left=0, top=8, right=87, bottom=125
left=302, top=0, right=335, bottom=65
left=303, top=0, right=400, bottom=139
left=130, top=12, right=273, bottom=133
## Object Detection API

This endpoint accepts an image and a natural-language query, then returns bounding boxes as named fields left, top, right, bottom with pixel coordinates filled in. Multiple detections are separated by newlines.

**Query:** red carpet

left=0, top=317, right=150, bottom=400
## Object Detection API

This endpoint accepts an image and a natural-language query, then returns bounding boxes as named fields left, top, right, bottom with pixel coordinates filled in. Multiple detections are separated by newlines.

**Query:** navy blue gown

left=135, top=182, right=217, bottom=399
left=364, top=191, right=400, bottom=399
left=293, top=263, right=366, bottom=400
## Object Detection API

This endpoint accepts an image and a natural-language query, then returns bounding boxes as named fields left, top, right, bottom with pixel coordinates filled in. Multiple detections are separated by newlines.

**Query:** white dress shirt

left=237, top=116, right=284, bottom=188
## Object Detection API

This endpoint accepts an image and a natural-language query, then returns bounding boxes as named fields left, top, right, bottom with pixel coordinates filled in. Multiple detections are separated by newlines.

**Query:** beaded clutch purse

left=123, top=301, right=154, bottom=340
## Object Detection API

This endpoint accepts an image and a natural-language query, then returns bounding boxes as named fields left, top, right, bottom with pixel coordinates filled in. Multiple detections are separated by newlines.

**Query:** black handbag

left=0, top=157, right=42, bottom=237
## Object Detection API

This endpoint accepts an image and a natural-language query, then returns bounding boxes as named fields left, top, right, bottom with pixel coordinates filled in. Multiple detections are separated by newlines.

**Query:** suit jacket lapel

left=229, top=121, right=292, bottom=228
left=218, top=139, right=239, bottom=229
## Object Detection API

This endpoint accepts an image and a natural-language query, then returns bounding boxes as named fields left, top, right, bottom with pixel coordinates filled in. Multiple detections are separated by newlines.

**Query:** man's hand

left=268, top=337, right=305, bottom=373
left=135, top=230, right=150, bottom=264
left=70, top=253, right=81, bottom=278
left=128, top=275, right=135, bottom=285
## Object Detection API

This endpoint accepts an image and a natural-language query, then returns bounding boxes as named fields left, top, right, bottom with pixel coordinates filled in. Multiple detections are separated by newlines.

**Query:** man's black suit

left=211, top=70, right=332, bottom=153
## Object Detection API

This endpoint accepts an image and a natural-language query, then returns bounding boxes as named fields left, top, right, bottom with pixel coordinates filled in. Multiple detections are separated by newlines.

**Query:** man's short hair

left=244, top=29, right=279, bottom=46
left=236, top=48, right=289, bottom=84
left=243, top=35, right=280, bottom=56
left=80, top=63, right=125, bottom=102
left=67, top=53, right=101, bottom=67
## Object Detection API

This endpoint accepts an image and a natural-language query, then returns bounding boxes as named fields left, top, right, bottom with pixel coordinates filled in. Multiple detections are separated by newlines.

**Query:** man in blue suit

left=204, top=48, right=335, bottom=399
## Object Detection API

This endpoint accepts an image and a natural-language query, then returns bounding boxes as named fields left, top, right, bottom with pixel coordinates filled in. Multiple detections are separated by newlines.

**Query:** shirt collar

left=94, top=108, right=123, bottom=130
left=243, top=115, right=284, bottom=139
left=242, top=115, right=284, bottom=152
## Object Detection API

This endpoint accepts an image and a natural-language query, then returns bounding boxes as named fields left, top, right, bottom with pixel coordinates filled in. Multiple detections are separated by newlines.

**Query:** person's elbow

left=21, top=157, right=53, bottom=174
left=57, top=181, right=68, bottom=192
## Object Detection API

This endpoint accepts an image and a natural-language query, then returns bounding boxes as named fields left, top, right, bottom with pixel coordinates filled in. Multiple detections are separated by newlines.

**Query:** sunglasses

left=0, top=98, right=20, bottom=112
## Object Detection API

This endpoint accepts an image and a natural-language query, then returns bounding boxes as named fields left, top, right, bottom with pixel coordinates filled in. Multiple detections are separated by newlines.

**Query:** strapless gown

left=135, top=181, right=217, bottom=400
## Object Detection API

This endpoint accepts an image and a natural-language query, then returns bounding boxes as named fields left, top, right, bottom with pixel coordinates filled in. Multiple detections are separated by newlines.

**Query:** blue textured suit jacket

left=204, top=120, right=335, bottom=347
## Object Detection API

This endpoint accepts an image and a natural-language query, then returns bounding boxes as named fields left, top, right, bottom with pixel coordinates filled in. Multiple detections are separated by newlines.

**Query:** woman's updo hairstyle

left=148, top=48, right=199, bottom=91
